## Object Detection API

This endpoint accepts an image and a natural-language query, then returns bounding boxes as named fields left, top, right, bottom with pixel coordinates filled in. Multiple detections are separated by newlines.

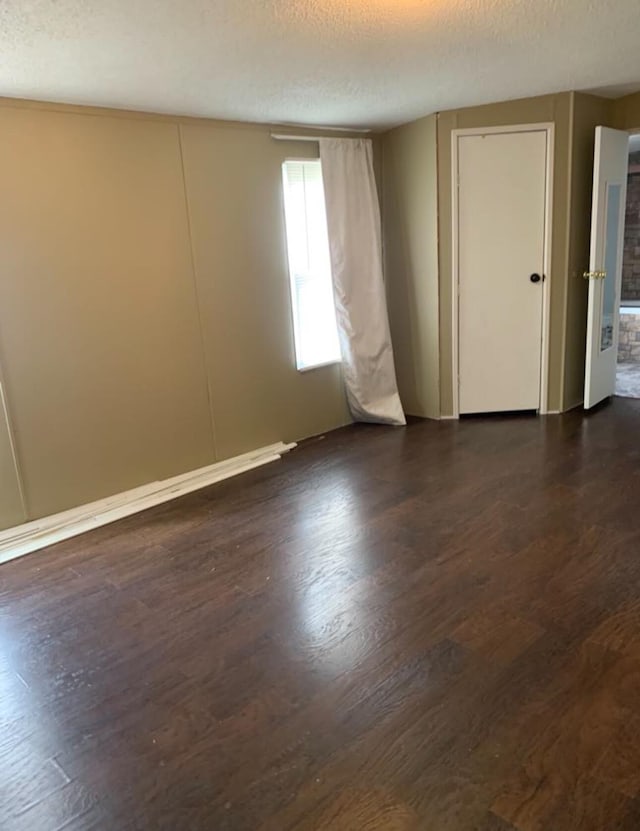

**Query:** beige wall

left=0, top=375, right=25, bottom=530
left=381, top=114, right=440, bottom=419
left=563, top=93, right=616, bottom=410
left=0, top=100, right=351, bottom=529
left=437, top=93, right=573, bottom=415
left=0, top=106, right=215, bottom=521
left=383, top=91, right=610, bottom=418
left=613, top=92, right=640, bottom=130
left=180, top=122, right=350, bottom=460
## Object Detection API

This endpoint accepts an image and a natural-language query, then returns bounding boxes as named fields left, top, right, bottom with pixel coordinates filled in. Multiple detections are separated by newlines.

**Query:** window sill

left=297, top=359, right=342, bottom=373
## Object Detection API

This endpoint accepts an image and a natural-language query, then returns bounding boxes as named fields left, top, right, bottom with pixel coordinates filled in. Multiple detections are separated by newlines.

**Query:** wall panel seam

left=177, top=123, right=220, bottom=462
left=0, top=357, right=27, bottom=519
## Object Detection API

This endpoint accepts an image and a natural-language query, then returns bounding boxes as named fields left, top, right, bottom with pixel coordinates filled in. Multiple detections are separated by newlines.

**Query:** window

left=282, top=160, right=341, bottom=371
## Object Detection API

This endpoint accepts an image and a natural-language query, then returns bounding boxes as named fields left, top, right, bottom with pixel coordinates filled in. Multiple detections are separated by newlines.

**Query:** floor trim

left=0, top=442, right=296, bottom=566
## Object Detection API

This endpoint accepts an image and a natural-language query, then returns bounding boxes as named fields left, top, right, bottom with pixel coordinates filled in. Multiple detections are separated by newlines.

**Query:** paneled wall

left=382, top=90, right=621, bottom=418
left=382, top=114, right=440, bottom=419
left=0, top=373, right=24, bottom=530
left=180, top=122, right=350, bottom=460
left=0, top=101, right=351, bottom=529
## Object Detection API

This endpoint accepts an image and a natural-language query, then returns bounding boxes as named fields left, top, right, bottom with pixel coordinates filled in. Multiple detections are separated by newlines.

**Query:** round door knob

left=530, top=273, right=542, bottom=283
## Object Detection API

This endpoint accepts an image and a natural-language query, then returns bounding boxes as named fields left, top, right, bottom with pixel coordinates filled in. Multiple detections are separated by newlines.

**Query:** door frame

left=451, top=122, right=555, bottom=418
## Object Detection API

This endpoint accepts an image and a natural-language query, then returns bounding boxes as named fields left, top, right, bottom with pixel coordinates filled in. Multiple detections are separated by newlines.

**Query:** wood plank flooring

left=2, top=398, right=640, bottom=829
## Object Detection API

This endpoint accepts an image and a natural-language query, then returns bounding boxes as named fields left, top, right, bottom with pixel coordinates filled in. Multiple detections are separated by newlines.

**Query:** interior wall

left=437, top=93, right=573, bottom=416
left=179, top=123, right=350, bottom=460
left=0, top=105, right=215, bottom=521
left=563, top=93, right=616, bottom=410
left=381, top=114, right=440, bottom=419
left=613, top=92, right=640, bottom=130
left=0, top=371, right=25, bottom=530
left=0, top=99, right=351, bottom=529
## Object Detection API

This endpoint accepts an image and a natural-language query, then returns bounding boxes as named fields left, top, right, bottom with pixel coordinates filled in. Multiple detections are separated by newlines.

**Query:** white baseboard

left=0, top=442, right=296, bottom=566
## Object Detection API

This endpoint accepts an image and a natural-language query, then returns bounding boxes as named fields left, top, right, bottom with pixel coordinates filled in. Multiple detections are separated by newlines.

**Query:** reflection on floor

left=6, top=403, right=640, bottom=828
left=616, top=362, right=640, bottom=398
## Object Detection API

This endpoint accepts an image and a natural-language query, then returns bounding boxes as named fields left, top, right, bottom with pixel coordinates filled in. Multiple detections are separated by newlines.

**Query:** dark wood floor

left=3, top=399, right=640, bottom=830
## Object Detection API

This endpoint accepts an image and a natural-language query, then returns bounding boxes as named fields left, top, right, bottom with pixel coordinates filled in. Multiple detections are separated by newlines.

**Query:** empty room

left=2, top=2, right=640, bottom=829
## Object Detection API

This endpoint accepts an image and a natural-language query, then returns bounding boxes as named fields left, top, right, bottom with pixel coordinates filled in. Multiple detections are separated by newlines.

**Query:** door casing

left=450, top=122, right=555, bottom=418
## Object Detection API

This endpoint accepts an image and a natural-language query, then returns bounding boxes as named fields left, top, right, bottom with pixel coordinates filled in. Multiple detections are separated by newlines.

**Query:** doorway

left=616, top=134, right=640, bottom=399
left=452, top=124, right=553, bottom=416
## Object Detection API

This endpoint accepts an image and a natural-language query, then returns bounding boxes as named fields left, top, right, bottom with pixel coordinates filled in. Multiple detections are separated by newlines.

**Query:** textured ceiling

left=2, top=0, right=640, bottom=129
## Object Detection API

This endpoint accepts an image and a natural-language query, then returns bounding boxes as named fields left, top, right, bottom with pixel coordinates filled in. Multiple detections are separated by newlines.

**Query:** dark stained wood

left=2, top=398, right=640, bottom=829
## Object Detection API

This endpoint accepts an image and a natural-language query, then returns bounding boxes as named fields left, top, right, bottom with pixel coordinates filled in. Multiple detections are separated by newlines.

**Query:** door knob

left=530, top=273, right=542, bottom=283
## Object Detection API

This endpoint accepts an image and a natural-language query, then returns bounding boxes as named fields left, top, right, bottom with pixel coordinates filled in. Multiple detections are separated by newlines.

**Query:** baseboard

left=0, top=442, right=296, bottom=566
left=561, top=399, right=584, bottom=413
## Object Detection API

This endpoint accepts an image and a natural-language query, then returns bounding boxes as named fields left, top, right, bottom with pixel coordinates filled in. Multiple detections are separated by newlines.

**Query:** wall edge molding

left=0, top=441, right=296, bottom=566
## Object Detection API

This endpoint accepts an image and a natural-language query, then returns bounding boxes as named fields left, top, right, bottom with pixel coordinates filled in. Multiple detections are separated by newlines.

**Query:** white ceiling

left=2, top=0, right=640, bottom=129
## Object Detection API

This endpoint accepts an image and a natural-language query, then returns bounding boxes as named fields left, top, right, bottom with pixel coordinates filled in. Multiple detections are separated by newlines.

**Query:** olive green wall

left=381, top=114, right=440, bottom=419
left=179, top=122, right=351, bottom=460
left=563, top=93, right=616, bottom=410
left=382, top=90, right=616, bottom=419
left=0, top=372, right=24, bottom=530
left=0, top=106, right=215, bottom=522
left=612, top=92, right=640, bottom=130
left=437, top=93, right=573, bottom=416
left=0, top=98, right=351, bottom=529
left=0, top=87, right=624, bottom=530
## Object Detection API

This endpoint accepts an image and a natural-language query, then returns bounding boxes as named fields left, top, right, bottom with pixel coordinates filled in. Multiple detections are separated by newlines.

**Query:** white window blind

left=282, top=160, right=341, bottom=371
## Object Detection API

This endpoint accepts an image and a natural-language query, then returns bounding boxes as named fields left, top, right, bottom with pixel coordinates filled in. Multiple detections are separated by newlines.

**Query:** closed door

left=457, top=129, right=548, bottom=414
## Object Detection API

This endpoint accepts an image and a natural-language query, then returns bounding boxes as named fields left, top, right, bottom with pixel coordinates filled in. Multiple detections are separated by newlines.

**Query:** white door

left=457, top=129, right=548, bottom=414
left=584, top=127, right=629, bottom=409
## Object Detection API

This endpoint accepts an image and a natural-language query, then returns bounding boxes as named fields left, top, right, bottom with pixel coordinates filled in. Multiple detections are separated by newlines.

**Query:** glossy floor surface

left=616, top=361, right=640, bottom=398
left=2, top=400, right=640, bottom=830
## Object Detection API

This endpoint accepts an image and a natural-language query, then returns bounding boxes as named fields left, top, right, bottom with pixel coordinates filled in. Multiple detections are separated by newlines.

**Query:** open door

left=584, top=126, right=629, bottom=409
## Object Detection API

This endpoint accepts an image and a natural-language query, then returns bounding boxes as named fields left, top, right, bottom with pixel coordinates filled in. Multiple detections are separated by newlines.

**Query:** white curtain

left=319, top=138, right=406, bottom=426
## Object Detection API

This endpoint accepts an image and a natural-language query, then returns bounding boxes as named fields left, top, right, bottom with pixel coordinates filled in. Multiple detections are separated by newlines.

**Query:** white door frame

left=451, top=122, right=555, bottom=418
